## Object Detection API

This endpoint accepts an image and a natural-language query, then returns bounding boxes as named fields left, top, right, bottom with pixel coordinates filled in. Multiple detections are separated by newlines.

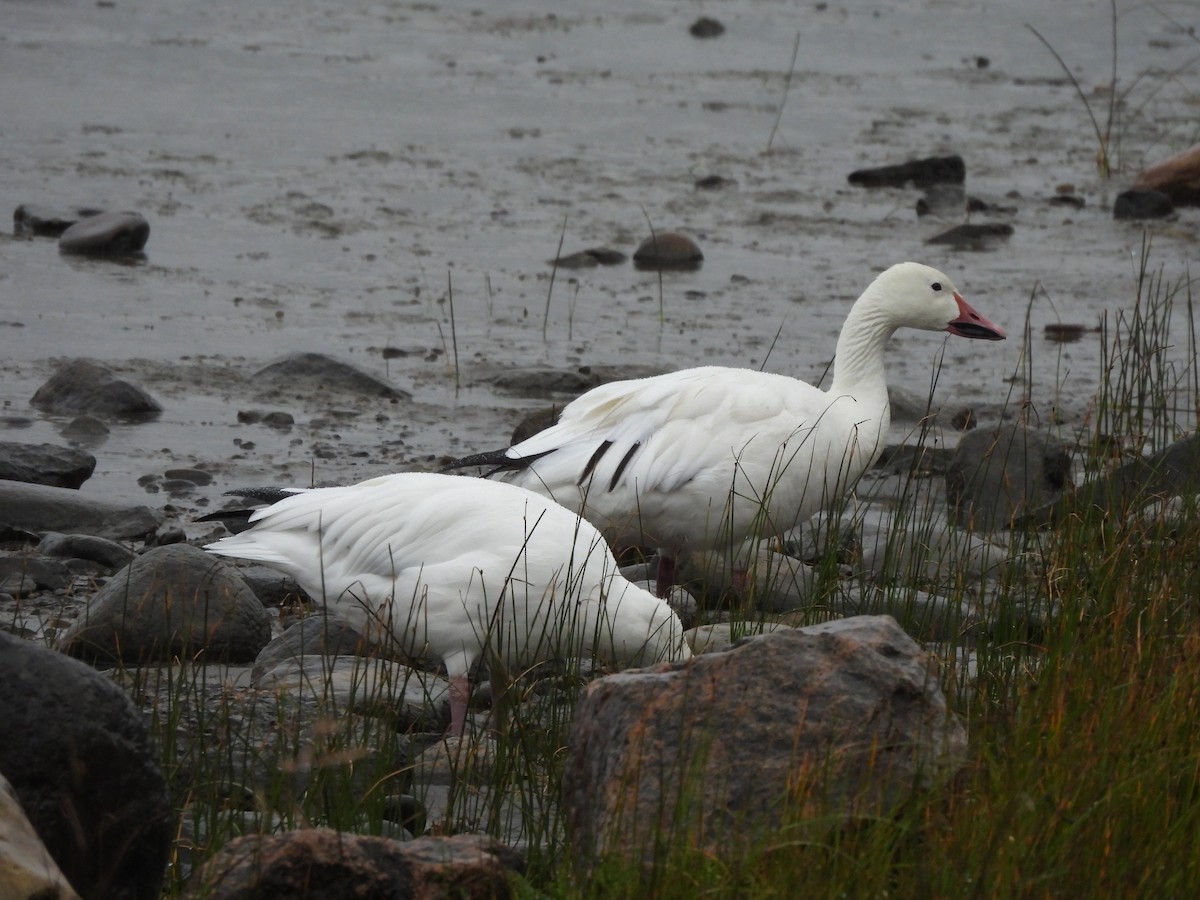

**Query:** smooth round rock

left=632, top=231, right=704, bottom=270
left=1113, top=189, right=1174, bottom=221
left=58, top=211, right=150, bottom=255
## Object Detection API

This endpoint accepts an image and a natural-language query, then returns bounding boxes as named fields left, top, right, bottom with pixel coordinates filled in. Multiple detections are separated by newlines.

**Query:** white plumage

left=205, top=472, right=691, bottom=734
left=451, top=262, right=1005, bottom=596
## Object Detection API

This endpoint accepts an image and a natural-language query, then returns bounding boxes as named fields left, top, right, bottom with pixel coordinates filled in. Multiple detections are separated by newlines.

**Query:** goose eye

left=931, top=281, right=943, bottom=292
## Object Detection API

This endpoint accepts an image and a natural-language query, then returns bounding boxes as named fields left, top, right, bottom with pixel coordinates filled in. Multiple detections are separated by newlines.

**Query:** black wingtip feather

left=441, top=447, right=557, bottom=476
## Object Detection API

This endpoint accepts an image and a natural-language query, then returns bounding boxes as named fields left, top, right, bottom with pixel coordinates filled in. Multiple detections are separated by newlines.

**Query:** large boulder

left=0, top=632, right=172, bottom=900
left=946, top=425, right=1073, bottom=530
left=0, top=441, right=96, bottom=488
left=0, top=480, right=163, bottom=540
left=186, top=830, right=523, bottom=899
left=56, top=544, right=272, bottom=666
left=0, top=772, right=81, bottom=900
left=562, top=615, right=967, bottom=870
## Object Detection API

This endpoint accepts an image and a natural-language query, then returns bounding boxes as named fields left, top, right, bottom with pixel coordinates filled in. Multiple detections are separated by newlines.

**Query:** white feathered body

left=497, top=365, right=891, bottom=558
left=205, top=472, right=690, bottom=679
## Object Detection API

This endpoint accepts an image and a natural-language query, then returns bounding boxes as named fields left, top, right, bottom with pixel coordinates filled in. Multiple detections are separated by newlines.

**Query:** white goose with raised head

left=446, top=262, right=1006, bottom=597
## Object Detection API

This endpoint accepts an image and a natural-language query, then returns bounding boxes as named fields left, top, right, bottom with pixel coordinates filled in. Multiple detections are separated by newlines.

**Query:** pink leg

left=448, top=674, right=471, bottom=736
left=655, top=554, right=676, bottom=599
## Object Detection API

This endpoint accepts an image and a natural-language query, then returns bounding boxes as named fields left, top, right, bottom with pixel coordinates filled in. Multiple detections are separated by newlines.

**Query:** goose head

left=873, top=262, right=1006, bottom=341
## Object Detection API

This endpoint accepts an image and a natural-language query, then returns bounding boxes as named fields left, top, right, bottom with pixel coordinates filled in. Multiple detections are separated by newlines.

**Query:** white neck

left=828, top=293, right=897, bottom=398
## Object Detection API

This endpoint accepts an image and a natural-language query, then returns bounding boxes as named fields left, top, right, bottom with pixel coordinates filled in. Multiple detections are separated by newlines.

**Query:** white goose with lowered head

left=446, top=262, right=1006, bottom=597
left=205, top=472, right=691, bottom=735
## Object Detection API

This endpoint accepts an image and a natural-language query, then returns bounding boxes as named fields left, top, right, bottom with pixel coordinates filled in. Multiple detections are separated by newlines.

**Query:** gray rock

left=0, top=554, right=74, bottom=591
left=257, top=656, right=451, bottom=732
left=562, top=615, right=967, bottom=871
left=186, top=830, right=523, bottom=900
left=61, top=414, right=112, bottom=443
left=12, top=203, right=104, bottom=238
left=0, top=772, right=81, bottom=900
left=0, top=631, right=172, bottom=900
left=254, top=352, right=411, bottom=401
left=235, top=563, right=310, bottom=608
left=947, top=425, right=1074, bottom=530
left=0, top=479, right=163, bottom=540
left=57, top=210, right=150, bottom=254
left=631, top=231, right=703, bottom=271
left=37, top=532, right=137, bottom=571
left=1113, top=188, right=1174, bottom=220
left=56, top=544, right=272, bottom=666
left=0, top=440, right=95, bottom=488
left=31, top=359, right=163, bottom=421
left=250, top=613, right=402, bottom=684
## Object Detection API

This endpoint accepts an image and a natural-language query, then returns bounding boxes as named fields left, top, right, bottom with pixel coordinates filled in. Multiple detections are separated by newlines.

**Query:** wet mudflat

left=1, top=0, right=1197, bottom=519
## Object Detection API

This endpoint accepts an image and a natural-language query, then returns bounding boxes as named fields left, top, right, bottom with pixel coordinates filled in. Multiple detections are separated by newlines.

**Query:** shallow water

left=1, top=0, right=1197, bottom=514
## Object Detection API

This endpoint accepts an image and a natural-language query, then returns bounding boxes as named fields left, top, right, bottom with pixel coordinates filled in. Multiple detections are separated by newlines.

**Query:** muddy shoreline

left=2, top=0, right=1197, bottom=520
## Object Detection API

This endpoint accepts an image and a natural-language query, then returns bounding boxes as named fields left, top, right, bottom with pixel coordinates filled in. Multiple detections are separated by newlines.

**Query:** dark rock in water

left=12, top=203, right=105, bottom=237
left=1133, top=143, right=1200, bottom=206
left=0, top=441, right=96, bottom=488
left=694, top=174, right=734, bottom=190
left=550, top=247, right=628, bottom=269
left=254, top=352, right=411, bottom=401
left=31, top=359, right=163, bottom=421
left=189, top=830, right=523, bottom=900
left=0, top=479, right=163, bottom=540
left=632, top=231, right=703, bottom=271
left=848, top=154, right=966, bottom=189
left=562, top=616, right=966, bottom=871
left=1043, top=323, right=1096, bottom=343
left=0, top=631, right=173, bottom=900
left=56, top=543, right=272, bottom=667
left=689, top=16, right=725, bottom=38
left=164, top=467, right=213, bottom=486
left=61, top=414, right=111, bottom=443
left=1113, top=189, right=1174, bottom=220
left=1047, top=193, right=1086, bottom=209
left=57, top=210, right=150, bottom=255
left=925, top=222, right=1014, bottom=251
left=37, top=532, right=137, bottom=571
left=946, top=425, right=1074, bottom=531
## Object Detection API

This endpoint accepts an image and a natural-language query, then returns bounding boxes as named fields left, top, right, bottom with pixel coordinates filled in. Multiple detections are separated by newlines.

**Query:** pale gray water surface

left=1, top=0, right=1197, bottom=514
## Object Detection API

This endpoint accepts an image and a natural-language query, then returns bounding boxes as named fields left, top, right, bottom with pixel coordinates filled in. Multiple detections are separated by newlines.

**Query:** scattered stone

left=0, top=772, right=81, bottom=900
left=562, top=616, right=967, bottom=871
left=1133, top=143, right=1200, bottom=205
left=1113, top=188, right=1174, bottom=220
left=550, top=247, right=627, bottom=269
left=57, top=210, right=150, bottom=255
left=947, top=425, right=1074, bottom=531
left=689, top=17, right=725, bottom=38
left=31, top=359, right=163, bottom=421
left=694, top=174, right=734, bottom=190
left=12, top=203, right=105, bottom=238
left=56, top=543, right=272, bottom=666
left=848, top=155, right=966, bottom=189
left=0, top=631, right=172, bottom=900
left=632, top=232, right=703, bottom=271
left=0, top=479, right=164, bottom=540
left=925, top=222, right=1014, bottom=250
left=1043, top=323, right=1096, bottom=343
left=262, top=410, right=295, bottom=429
left=186, top=830, right=523, bottom=900
left=1047, top=194, right=1086, bottom=209
left=0, top=441, right=96, bottom=488
left=254, top=353, right=411, bottom=401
